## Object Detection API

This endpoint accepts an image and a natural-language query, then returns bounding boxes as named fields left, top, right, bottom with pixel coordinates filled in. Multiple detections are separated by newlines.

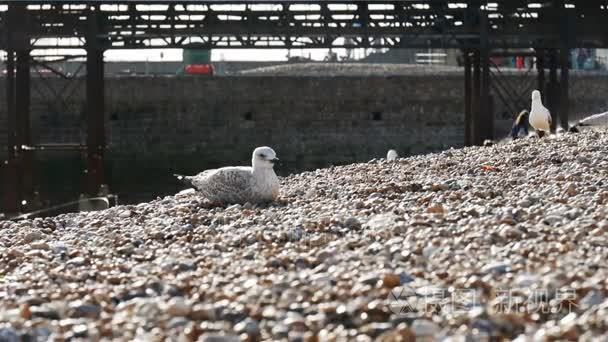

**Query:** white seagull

left=529, top=90, right=552, bottom=138
left=174, top=146, right=280, bottom=204
left=569, top=111, right=608, bottom=132
left=386, top=149, right=398, bottom=161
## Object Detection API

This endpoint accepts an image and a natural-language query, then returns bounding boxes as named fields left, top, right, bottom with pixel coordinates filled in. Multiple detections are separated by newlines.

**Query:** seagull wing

left=188, top=169, right=216, bottom=186
left=542, top=105, right=552, bottom=126
left=190, top=167, right=253, bottom=202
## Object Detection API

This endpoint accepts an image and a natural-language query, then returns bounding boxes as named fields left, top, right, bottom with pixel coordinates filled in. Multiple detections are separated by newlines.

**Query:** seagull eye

left=259, top=153, right=266, bottom=158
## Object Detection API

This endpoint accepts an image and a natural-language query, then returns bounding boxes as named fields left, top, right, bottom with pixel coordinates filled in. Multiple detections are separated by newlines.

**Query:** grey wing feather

left=190, top=167, right=253, bottom=202
left=175, top=170, right=215, bottom=189
left=543, top=106, right=552, bottom=125
left=188, top=169, right=216, bottom=188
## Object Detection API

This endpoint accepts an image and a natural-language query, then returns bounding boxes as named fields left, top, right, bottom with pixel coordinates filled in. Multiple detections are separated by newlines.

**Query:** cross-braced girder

left=1, top=1, right=608, bottom=50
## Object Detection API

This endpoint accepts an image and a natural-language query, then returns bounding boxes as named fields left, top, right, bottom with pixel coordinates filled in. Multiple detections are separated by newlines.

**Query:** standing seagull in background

left=511, top=110, right=529, bottom=140
left=174, top=146, right=280, bottom=204
left=386, top=149, right=398, bottom=161
left=529, top=90, right=552, bottom=138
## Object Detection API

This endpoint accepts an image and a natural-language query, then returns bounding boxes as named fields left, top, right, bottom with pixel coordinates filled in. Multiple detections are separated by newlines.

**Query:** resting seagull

left=174, top=146, right=280, bottom=204
left=569, top=111, right=608, bottom=132
left=386, top=149, right=398, bottom=161
left=529, top=90, right=552, bottom=138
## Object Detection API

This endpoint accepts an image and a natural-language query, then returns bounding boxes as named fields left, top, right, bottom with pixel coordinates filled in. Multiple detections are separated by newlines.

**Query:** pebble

left=30, top=306, right=60, bottom=320
left=67, top=257, right=86, bottom=267
left=361, top=322, right=393, bottom=337
left=23, top=230, right=43, bottom=243
left=69, top=303, right=102, bottom=319
left=579, top=290, right=605, bottom=309
left=119, top=210, right=132, bottom=218
left=199, top=334, right=240, bottom=342
left=165, top=297, right=191, bottom=317
left=1, top=130, right=608, bottom=339
left=482, top=262, right=511, bottom=275
left=382, top=273, right=401, bottom=288
left=344, top=217, right=361, bottom=229
left=517, top=199, right=532, bottom=208
left=427, top=204, right=445, bottom=214
left=233, top=318, right=260, bottom=336
left=366, top=213, right=398, bottom=231
left=29, top=242, right=50, bottom=250
left=411, top=319, right=439, bottom=337
left=0, top=328, right=18, bottom=342
left=543, top=215, right=563, bottom=226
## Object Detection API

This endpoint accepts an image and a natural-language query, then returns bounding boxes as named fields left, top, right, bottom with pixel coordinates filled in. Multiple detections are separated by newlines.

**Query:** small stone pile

left=1, top=130, right=608, bottom=341
left=238, top=63, right=464, bottom=77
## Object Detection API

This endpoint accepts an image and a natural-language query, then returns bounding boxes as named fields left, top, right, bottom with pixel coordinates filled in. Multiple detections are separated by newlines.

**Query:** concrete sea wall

left=1, top=74, right=607, bottom=204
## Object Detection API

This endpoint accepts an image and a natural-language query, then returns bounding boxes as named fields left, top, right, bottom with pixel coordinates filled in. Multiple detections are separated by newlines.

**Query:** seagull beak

left=270, top=157, right=279, bottom=164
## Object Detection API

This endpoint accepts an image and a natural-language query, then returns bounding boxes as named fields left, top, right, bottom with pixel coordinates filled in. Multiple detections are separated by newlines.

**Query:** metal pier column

left=559, top=49, right=569, bottom=131
left=472, top=50, right=481, bottom=146
left=2, top=4, right=32, bottom=214
left=479, top=11, right=492, bottom=143
left=86, top=8, right=106, bottom=196
left=536, top=49, right=545, bottom=104
left=3, top=51, right=19, bottom=214
left=16, top=50, right=33, bottom=206
left=548, top=50, right=559, bottom=131
left=464, top=50, right=472, bottom=146
left=559, top=0, right=570, bottom=131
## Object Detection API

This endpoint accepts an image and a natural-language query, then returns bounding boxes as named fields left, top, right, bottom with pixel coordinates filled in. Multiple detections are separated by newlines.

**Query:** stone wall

left=1, top=74, right=608, bottom=204
left=1, top=75, right=468, bottom=161
left=104, top=76, right=465, bottom=159
left=25, top=60, right=315, bottom=76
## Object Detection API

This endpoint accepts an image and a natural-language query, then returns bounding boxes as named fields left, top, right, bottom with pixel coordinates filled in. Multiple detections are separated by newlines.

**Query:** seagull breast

left=530, top=103, right=552, bottom=132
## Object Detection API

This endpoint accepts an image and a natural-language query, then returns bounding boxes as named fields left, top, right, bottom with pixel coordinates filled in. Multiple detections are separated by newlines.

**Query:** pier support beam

left=3, top=51, right=19, bottom=214
left=469, top=10, right=492, bottom=145
left=16, top=50, right=33, bottom=206
left=547, top=49, right=559, bottom=132
left=472, top=50, right=481, bottom=146
left=559, top=48, right=570, bottom=131
left=2, top=4, right=32, bottom=214
left=464, top=50, right=472, bottom=146
left=86, top=8, right=106, bottom=196
left=479, top=11, right=492, bottom=143
left=536, top=49, right=545, bottom=104
left=558, top=0, right=570, bottom=131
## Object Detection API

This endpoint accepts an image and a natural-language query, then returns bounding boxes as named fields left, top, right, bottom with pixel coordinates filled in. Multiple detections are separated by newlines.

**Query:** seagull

left=569, top=111, right=608, bottom=132
left=174, top=146, right=280, bottom=204
left=510, top=110, right=529, bottom=140
left=529, top=90, right=552, bottom=138
left=386, top=149, right=398, bottom=161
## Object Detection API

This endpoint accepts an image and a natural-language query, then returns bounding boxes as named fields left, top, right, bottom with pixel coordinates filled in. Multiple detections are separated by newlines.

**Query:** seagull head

left=252, top=146, right=278, bottom=169
left=531, top=90, right=542, bottom=102
left=386, top=149, right=398, bottom=161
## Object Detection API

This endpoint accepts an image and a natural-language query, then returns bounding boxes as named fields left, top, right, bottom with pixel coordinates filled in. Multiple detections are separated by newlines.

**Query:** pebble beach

left=1, top=129, right=608, bottom=341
